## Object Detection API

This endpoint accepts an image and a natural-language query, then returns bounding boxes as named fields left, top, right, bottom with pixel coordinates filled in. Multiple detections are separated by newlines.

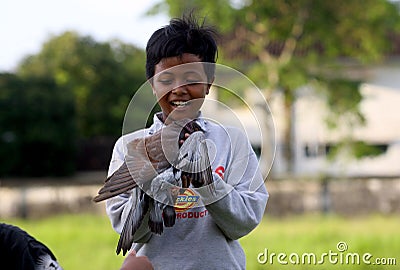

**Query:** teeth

left=172, top=101, right=188, bottom=107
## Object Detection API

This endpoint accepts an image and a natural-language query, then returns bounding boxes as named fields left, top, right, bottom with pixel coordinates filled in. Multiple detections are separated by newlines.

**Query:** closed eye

left=158, top=79, right=173, bottom=85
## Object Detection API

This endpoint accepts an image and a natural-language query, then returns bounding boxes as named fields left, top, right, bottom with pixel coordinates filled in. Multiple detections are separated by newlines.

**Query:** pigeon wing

left=92, top=162, right=137, bottom=202
left=93, top=137, right=159, bottom=203
left=116, top=190, right=150, bottom=255
left=177, top=132, right=215, bottom=193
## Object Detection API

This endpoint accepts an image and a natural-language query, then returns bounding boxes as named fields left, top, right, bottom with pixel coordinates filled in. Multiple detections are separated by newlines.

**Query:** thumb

left=128, top=250, right=137, bottom=257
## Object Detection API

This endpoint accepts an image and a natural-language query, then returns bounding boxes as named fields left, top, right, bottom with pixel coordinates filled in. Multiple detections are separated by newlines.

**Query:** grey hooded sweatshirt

left=106, top=114, right=268, bottom=270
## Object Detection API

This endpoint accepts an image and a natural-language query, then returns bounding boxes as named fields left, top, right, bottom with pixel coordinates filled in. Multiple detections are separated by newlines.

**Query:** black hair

left=146, top=14, right=218, bottom=82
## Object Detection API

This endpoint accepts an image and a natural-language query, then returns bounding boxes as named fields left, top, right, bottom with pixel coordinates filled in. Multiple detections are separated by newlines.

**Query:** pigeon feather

left=93, top=120, right=215, bottom=255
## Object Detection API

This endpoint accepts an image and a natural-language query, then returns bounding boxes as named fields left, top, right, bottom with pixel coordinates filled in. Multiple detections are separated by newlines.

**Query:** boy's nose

left=171, top=84, right=188, bottom=95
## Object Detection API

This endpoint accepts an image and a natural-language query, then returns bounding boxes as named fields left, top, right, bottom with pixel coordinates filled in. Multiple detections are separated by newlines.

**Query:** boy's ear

left=149, top=79, right=156, bottom=95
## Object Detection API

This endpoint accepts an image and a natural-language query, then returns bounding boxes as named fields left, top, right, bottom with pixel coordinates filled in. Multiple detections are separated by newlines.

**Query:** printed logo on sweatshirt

left=173, top=165, right=225, bottom=217
left=176, top=209, right=208, bottom=219
left=215, top=166, right=225, bottom=179
left=174, top=188, right=199, bottom=212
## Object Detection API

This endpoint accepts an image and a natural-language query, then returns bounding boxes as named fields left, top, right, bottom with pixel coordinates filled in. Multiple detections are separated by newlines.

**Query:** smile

left=171, top=101, right=190, bottom=107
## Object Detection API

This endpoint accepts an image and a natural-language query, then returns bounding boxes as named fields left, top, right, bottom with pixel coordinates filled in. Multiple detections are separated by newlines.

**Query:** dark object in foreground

left=0, top=223, right=63, bottom=270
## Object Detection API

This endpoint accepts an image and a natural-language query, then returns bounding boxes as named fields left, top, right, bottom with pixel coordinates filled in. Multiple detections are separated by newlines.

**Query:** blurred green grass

left=6, top=214, right=125, bottom=269
left=242, top=214, right=400, bottom=270
left=4, top=214, right=400, bottom=269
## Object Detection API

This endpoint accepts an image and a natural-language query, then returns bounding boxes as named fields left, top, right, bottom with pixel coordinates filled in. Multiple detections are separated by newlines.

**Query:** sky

left=0, top=0, right=169, bottom=72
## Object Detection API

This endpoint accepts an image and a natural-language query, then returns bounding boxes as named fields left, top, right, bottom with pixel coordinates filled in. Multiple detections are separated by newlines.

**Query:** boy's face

left=152, top=53, right=213, bottom=124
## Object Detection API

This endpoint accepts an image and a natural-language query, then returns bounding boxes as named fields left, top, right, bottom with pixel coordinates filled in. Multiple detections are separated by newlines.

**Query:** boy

left=106, top=15, right=268, bottom=270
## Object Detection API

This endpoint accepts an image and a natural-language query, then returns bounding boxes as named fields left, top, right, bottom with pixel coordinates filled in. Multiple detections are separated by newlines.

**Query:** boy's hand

left=144, top=120, right=187, bottom=167
left=145, top=118, right=201, bottom=167
left=179, top=132, right=191, bottom=146
left=120, top=250, right=154, bottom=270
left=125, top=119, right=192, bottom=182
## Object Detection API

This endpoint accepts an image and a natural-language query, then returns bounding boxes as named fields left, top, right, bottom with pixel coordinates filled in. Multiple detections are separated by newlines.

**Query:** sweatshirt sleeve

left=105, top=136, right=152, bottom=242
left=105, top=137, right=130, bottom=234
left=196, top=128, right=269, bottom=240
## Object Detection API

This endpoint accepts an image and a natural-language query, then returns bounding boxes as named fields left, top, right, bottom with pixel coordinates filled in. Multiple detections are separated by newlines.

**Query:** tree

left=17, top=32, right=147, bottom=138
left=1, top=32, right=152, bottom=174
left=150, top=0, right=400, bottom=173
left=0, top=73, right=76, bottom=176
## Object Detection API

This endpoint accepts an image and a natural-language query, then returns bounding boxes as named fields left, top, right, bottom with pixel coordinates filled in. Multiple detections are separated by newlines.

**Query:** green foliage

left=154, top=0, right=400, bottom=64
left=1, top=32, right=150, bottom=176
left=0, top=73, right=76, bottom=176
left=312, top=78, right=365, bottom=130
left=351, top=141, right=387, bottom=159
left=17, top=32, right=147, bottom=138
left=328, top=140, right=387, bottom=161
left=150, top=0, right=400, bottom=166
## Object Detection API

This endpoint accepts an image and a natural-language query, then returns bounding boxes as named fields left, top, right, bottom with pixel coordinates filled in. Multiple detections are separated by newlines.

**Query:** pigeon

left=93, top=119, right=215, bottom=255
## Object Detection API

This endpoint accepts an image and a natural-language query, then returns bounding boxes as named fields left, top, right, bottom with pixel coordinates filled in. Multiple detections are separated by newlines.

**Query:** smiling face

left=152, top=53, right=213, bottom=124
